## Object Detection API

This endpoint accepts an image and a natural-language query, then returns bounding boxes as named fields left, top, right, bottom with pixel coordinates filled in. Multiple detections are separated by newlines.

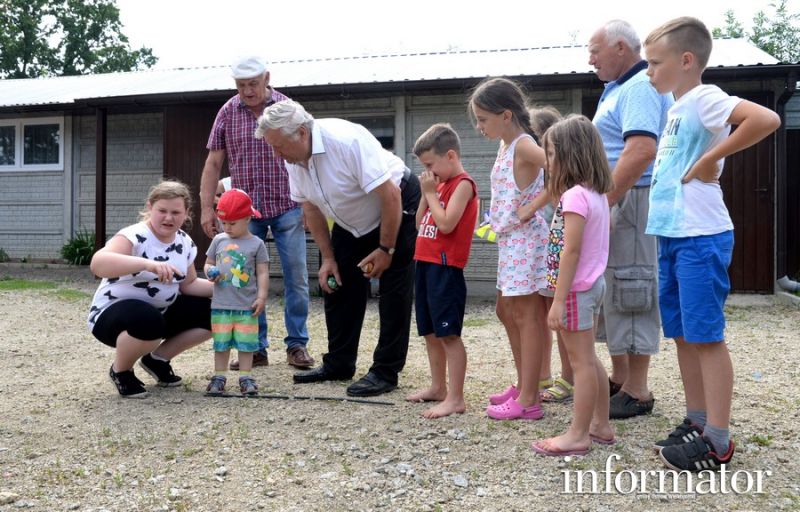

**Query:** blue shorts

left=658, top=231, right=733, bottom=343
left=415, top=261, right=466, bottom=338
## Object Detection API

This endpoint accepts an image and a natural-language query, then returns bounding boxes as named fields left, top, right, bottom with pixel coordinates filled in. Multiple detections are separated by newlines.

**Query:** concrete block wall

left=0, top=115, right=71, bottom=260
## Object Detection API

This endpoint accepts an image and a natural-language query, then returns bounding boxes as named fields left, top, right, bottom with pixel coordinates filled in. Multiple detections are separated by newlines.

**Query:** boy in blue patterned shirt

left=643, top=16, right=780, bottom=471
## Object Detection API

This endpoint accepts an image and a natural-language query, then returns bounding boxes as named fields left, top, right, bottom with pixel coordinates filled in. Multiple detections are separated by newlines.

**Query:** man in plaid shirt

left=199, top=56, right=314, bottom=370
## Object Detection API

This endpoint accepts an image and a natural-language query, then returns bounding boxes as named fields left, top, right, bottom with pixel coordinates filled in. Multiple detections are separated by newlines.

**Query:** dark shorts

left=92, top=295, right=211, bottom=348
left=415, top=261, right=466, bottom=338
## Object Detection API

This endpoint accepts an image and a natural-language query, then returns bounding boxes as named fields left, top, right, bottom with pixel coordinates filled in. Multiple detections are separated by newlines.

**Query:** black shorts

left=92, top=295, right=211, bottom=348
left=415, top=261, right=466, bottom=337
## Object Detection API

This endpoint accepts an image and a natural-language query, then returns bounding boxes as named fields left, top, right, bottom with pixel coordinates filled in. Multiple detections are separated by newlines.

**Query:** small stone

left=476, top=487, right=487, bottom=497
left=453, top=475, right=468, bottom=488
left=437, top=447, right=450, bottom=454
left=214, top=466, right=227, bottom=476
left=66, top=504, right=80, bottom=511
left=396, top=463, right=412, bottom=473
left=447, top=429, right=466, bottom=440
left=0, top=492, right=19, bottom=505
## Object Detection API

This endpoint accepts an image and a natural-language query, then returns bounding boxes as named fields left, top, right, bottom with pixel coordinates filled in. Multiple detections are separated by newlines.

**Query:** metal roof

left=0, top=39, right=782, bottom=109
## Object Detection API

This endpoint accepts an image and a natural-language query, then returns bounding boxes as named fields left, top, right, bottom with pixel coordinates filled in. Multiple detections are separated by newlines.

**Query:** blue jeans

left=248, top=207, right=310, bottom=353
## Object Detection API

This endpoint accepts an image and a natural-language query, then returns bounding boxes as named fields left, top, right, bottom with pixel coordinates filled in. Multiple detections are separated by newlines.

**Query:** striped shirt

left=207, top=88, right=297, bottom=219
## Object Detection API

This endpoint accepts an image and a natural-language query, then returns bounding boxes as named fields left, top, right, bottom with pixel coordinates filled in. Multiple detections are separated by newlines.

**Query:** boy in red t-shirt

left=406, top=123, right=478, bottom=418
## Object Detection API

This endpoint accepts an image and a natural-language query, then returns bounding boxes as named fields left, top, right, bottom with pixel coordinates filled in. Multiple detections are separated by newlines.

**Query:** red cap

left=216, top=189, right=262, bottom=221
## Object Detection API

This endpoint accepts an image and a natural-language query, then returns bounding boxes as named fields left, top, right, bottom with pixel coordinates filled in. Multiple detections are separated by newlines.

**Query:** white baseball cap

left=230, top=56, right=268, bottom=79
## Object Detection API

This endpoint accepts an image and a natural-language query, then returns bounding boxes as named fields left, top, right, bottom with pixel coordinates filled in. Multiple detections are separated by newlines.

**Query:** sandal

left=538, top=377, right=554, bottom=391
left=609, top=378, right=622, bottom=397
left=540, top=377, right=574, bottom=403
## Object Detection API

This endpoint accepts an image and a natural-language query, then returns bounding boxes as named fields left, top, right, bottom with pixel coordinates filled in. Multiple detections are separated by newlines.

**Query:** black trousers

left=322, top=174, right=420, bottom=384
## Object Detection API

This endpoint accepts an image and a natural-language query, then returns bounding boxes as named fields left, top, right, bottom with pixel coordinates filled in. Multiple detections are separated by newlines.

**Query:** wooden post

left=94, top=107, right=107, bottom=253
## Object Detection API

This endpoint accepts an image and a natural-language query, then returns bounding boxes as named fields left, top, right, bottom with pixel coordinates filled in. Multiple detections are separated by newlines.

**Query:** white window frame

left=0, top=116, right=64, bottom=171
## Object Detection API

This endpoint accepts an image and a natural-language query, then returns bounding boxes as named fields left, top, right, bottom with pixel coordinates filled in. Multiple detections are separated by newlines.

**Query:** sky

left=116, top=0, right=796, bottom=70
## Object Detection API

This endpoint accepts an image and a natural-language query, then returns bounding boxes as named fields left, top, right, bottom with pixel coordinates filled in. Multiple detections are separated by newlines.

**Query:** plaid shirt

left=207, top=87, right=297, bottom=219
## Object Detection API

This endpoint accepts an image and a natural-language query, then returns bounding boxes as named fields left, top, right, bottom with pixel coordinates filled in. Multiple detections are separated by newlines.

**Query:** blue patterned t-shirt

left=646, top=85, right=741, bottom=238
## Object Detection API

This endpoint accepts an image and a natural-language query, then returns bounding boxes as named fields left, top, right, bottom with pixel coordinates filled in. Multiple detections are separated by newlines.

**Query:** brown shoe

left=286, top=346, right=315, bottom=368
left=229, top=351, right=269, bottom=371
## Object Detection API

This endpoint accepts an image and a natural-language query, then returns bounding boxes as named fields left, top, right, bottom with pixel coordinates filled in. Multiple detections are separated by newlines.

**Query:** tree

left=0, top=0, right=157, bottom=79
left=713, top=0, right=800, bottom=62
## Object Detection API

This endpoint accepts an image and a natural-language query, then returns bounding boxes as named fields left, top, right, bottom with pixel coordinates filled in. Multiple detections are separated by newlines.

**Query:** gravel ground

left=1, top=263, right=799, bottom=511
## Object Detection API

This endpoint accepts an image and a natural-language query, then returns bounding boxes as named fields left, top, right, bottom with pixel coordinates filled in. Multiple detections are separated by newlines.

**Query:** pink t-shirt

left=546, top=185, right=609, bottom=292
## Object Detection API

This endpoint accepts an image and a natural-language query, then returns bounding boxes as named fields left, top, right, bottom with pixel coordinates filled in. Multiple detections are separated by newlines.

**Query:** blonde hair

left=544, top=115, right=613, bottom=198
left=139, top=180, right=194, bottom=229
left=644, top=16, right=712, bottom=69
left=413, top=123, right=461, bottom=157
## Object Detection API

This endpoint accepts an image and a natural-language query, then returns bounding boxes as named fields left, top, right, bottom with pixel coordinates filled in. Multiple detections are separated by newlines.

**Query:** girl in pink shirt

left=532, top=115, right=616, bottom=456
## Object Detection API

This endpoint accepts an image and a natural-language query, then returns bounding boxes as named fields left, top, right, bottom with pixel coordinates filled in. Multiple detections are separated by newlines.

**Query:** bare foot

left=421, top=399, right=466, bottom=419
left=405, top=387, right=447, bottom=403
left=532, top=433, right=591, bottom=455
left=589, top=422, right=615, bottom=444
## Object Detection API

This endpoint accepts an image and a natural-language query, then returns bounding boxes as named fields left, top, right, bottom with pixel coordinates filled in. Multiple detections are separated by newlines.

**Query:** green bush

left=61, top=230, right=96, bottom=266
left=0, top=248, right=9, bottom=263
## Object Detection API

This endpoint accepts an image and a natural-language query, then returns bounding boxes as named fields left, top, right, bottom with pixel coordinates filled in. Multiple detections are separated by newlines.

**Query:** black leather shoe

left=293, top=366, right=350, bottom=384
left=346, top=372, right=397, bottom=397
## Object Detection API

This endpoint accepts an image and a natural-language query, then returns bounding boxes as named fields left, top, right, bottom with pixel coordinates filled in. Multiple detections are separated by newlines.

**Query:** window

left=0, top=117, right=64, bottom=171
left=347, top=116, right=395, bottom=151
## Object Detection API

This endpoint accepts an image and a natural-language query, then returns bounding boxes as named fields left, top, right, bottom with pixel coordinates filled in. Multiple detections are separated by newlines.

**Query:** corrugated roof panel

left=0, top=39, right=781, bottom=108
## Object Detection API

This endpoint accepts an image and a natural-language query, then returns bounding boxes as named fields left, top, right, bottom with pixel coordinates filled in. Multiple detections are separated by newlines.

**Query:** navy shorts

left=415, top=261, right=466, bottom=338
left=658, top=231, right=733, bottom=343
left=92, top=295, right=211, bottom=347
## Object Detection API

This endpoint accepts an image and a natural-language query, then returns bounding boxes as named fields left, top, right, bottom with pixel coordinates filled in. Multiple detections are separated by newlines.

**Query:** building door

left=163, top=103, right=226, bottom=271
left=720, top=93, right=775, bottom=293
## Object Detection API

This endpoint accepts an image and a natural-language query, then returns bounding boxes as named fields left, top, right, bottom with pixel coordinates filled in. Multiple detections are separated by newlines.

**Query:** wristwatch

left=379, top=244, right=396, bottom=255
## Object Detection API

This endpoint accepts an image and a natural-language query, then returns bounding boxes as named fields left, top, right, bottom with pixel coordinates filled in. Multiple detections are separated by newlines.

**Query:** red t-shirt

left=414, top=172, right=478, bottom=269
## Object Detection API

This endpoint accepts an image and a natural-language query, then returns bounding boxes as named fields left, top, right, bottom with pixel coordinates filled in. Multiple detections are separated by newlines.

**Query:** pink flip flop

left=531, top=440, right=590, bottom=457
left=488, top=384, right=519, bottom=405
left=589, top=434, right=617, bottom=445
left=486, top=397, right=544, bottom=420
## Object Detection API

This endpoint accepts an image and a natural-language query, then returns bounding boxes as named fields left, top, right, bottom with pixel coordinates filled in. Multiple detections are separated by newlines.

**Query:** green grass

left=46, top=288, right=91, bottom=301
left=0, top=277, right=56, bottom=290
left=463, top=317, right=491, bottom=327
left=748, top=433, right=772, bottom=447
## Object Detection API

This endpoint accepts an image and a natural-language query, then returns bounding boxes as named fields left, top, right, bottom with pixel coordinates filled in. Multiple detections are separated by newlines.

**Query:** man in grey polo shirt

left=254, top=99, right=421, bottom=398
left=589, top=20, right=673, bottom=418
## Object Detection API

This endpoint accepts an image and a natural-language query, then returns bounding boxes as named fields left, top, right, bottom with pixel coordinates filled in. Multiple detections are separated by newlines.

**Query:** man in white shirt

left=255, top=99, right=421, bottom=397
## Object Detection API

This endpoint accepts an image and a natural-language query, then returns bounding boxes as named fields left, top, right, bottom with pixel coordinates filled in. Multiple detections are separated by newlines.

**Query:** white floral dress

left=489, top=134, right=549, bottom=296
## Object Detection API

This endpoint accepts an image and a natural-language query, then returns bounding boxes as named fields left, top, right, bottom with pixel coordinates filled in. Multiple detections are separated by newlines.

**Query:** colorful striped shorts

left=211, top=309, right=259, bottom=352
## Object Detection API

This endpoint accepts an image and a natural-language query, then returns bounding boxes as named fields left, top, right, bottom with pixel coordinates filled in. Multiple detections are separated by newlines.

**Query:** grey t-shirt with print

left=206, top=233, right=269, bottom=310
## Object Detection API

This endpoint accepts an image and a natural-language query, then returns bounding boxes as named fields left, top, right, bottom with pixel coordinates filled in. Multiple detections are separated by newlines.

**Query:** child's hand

left=251, top=297, right=266, bottom=317
left=547, top=301, right=565, bottom=331
left=682, top=156, right=719, bottom=184
left=148, top=260, right=182, bottom=283
left=517, top=203, right=532, bottom=223
left=419, top=171, right=439, bottom=195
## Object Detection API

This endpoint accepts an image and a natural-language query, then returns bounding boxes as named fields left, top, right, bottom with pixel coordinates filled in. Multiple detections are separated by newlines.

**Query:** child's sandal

left=540, top=377, right=574, bottom=403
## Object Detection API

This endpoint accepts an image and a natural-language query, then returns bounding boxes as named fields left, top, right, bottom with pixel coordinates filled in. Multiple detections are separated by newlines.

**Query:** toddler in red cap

left=204, top=189, right=270, bottom=395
